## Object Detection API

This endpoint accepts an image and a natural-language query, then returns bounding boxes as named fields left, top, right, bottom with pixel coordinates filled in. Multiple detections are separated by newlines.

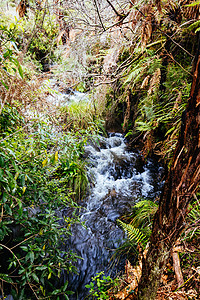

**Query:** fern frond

left=118, top=220, right=148, bottom=248
left=131, top=200, right=158, bottom=229
left=187, top=201, right=200, bottom=238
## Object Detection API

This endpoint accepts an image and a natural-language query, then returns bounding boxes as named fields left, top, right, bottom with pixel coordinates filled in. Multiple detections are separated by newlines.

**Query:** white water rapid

left=62, top=132, right=163, bottom=299
left=86, top=133, right=153, bottom=210
left=39, top=80, right=163, bottom=299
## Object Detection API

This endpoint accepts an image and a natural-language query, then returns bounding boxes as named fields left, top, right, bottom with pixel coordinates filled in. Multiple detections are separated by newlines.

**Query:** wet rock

left=86, top=139, right=101, bottom=152
left=135, top=155, right=145, bottom=173
left=107, top=211, right=120, bottom=222
left=64, top=88, right=73, bottom=94
left=98, top=136, right=107, bottom=149
left=5, top=296, right=14, bottom=300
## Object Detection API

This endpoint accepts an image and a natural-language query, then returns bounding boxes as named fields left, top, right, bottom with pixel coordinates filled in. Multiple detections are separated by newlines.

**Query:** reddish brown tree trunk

left=137, top=35, right=200, bottom=300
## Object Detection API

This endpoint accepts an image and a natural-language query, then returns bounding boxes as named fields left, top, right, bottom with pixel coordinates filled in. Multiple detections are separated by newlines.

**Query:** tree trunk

left=137, top=34, right=200, bottom=300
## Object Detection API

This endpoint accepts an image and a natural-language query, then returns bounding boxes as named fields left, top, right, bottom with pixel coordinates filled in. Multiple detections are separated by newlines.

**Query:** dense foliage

left=0, top=4, right=95, bottom=298
left=0, top=0, right=199, bottom=299
left=0, top=104, right=92, bottom=298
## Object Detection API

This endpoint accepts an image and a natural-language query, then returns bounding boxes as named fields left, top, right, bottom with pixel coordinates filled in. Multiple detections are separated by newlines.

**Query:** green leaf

left=18, top=267, right=25, bottom=275
left=3, top=50, right=12, bottom=59
left=32, top=273, right=39, bottom=283
left=117, top=219, right=148, bottom=248
left=18, top=64, right=23, bottom=79
left=18, top=288, right=25, bottom=300
left=42, top=158, right=48, bottom=167
left=0, top=169, right=5, bottom=181
left=136, top=121, right=152, bottom=132
left=0, top=273, right=14, bottom=283
left=187, top=20, right=200, bottom=32
left=85, top=284, right=91, bottom=288
left=35, top=265, right=47, bottom=271
left=62, top=280, right=68, bottom=292
left=4, top=204, right=12, bottom=215
left=18, top=199, right=23, bottom=216
left=165, top=126, right=175, bottom=136
left=51, top=289, right=61, bottom=295
left=9, top=57, right=19, bottom=67
left=125, top=130, right=133, bottom=138
left=0, top=80, right=8, bottom=90
left=185, top=0, right=200, bottom=7
left=124, top=66, right=144, bottom=84
left=30, top=251, right=34, bottom=263
left=21, top=246, right=29, bottom=252
left=2, top=192, right=8, bottom=203
left=9, top=23, right=15, bottom=30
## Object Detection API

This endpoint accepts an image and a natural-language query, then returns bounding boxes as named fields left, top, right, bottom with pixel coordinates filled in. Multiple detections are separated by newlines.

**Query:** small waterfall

left=63, top=133, right=163, bottom=299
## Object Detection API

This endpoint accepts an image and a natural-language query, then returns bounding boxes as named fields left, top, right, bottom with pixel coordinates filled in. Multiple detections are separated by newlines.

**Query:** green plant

left=182, top=198, right=200, bottom=242
left=117, top=220, right=148, bottom=249
left=0, top=109, right=94, bottom=298
left=0, top=105, right=23, bottom=135
left=115, top=200, right=158, bottom=262
left=50, top=134, right=89, bottom=200
left=60, top=98, right=106, bottom=135
left=129, top=200, right=158, bottom=234
left=85, top=272, right=119, bottom=299
left=0, top=16, right=24, bottom=90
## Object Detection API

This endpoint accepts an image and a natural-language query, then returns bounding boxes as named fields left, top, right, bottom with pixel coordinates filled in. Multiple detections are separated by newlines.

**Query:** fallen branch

left=172, top=245, right=184, bottom=288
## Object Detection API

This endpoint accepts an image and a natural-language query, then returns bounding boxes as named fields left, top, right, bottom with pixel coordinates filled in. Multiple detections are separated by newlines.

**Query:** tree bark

left=137, top=34, right=200, bottom=300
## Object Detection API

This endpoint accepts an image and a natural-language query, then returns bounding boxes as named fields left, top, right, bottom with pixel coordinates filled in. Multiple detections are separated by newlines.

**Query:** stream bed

left=38, top=80, right=163, bottom=299
left=60, top=132, right=163, bottom=299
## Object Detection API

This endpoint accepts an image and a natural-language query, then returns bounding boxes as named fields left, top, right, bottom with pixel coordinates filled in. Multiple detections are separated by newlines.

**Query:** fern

left=124, top=66, right=145, bottom=84
left=131, top=200, right=158, bottom=230
left=115, top=200, right=158, bottom=261
left=183, top=200, right=200, bottom=240
left=118, top=219, right=148, bottom=248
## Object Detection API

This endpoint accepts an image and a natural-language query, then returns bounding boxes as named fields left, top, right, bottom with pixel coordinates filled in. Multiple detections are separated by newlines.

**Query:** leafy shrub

left=86, top=272, right=119, bottom=299
left=0, top=108, right=92, bottom=299
left=61, top=98, right=106, bottom=134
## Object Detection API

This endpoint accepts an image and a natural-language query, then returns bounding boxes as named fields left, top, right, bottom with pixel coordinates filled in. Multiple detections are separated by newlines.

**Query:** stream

left=60, top=133, right=163, bottom=299
left=41, top=81, right=163, bottom=299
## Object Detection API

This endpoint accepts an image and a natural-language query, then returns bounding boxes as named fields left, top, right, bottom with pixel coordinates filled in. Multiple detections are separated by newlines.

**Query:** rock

left=5, top=295, right=14, bottom=300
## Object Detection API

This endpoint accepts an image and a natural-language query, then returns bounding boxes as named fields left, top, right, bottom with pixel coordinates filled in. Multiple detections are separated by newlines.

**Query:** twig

left=0, top=243, right=39, bottom=299
left=167, top=53, right=193, bottom=77
left=0, top=204, right=3, bottom=223
left=129, top=0, right=194, bottom=58
left=0, top=124, right=29, bottom=143
left=105, top=0, right=127, bottom=18
left=0, top=75, right=16, bottom=115
left=10, top=234, right=38, bottom=250
left=93, top=0, right=106, bottom=31
left=174, top=273, right=196, bottom=292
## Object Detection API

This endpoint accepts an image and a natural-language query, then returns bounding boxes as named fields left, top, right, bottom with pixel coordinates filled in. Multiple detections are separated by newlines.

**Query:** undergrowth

left=0, top=103, right=96, bottom=299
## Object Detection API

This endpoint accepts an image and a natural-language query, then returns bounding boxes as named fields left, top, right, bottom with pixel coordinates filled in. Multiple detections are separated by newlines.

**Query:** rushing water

left=60, top=132, right=163, bottom=299
left=37, top=80, right=163, bottom=299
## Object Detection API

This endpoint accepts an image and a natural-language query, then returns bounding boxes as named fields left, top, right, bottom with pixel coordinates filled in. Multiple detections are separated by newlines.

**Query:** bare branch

left=93, top=0, right=106, bottom=31
left=105, top=0, right=125, bottom=17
